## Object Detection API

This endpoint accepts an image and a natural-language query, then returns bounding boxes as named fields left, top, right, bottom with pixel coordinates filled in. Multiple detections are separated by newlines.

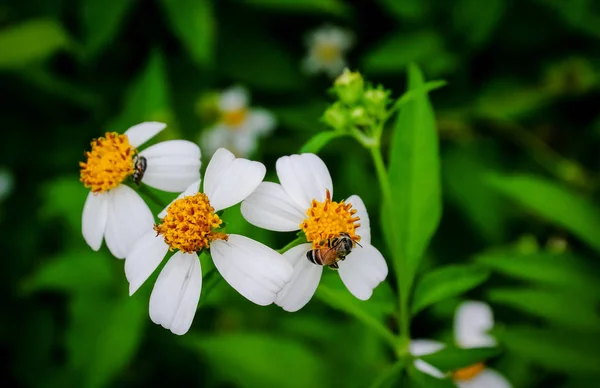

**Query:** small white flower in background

left=200, top=86, right=276, bottom=158
left=240, top=153, right=388, bottom=312
left=80, top=122, right=201, bottom=259
left=411, top=301, right=512, bottom=388
left=303, top=25, right=354, bottom=78
left=125, top=148, right=293, bottom=335
left=0, top=167, right=14, bottom=202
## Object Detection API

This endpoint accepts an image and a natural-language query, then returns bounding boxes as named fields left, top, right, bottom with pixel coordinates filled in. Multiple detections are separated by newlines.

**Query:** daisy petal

left=201, top=125, right=229, bottom=155
left=219, top=86, right=248, bottom=112
left=125, top=229, right=169, bottom=295
left=103, top=185, right=154, bottom=259
left=124, top=122, right=166, bottom=148
left=411, top=339, right=446, bottom=379
left=454, top=301, right=496, bottom=348
left=276, top=154, right=333, bottom=210
left=203, top=148, right=266, bottom=211
left=414, top=359, right=445, bottom=379
left=149, top=252, right=202, bottom=335
left=138, top=140, right=201, bottom=192
left=247, top=109, right=276, bottom=135
left=346, top=195, right=370, bottom=245
left=210, top=234, right=293, bottom=306
left=241, top=182, right=306, bottom=231
left=275, top=243, right=322, bottom=312
left=81, top=191, right=109, bottom=251
left=338, top=244, right=388, bottom=300
left=158, top=180, right=201, bottom=219
left=456, top=368, right=511, bottom=388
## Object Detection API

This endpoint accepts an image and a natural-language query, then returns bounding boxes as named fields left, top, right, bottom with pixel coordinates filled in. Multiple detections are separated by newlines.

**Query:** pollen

left=452, top=363, right=485, bottom=381
left=79, top=132, right=135, bottom=193
left=222, top=109, right=248, bottom=127
left=154, top=193, right=228, bottom=253
left=300, top=189, right=360, bottom=249
left=315, top=43, right=341, bottom=63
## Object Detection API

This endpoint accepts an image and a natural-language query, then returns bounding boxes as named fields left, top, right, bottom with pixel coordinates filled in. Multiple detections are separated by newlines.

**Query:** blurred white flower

left=411, top=301, right=512, bottom=388
left=125, top=148, right=293, bottom=335
left=80, top=122, right=201, bottom=259
left=241, top=153, right=388, bottom=312
left=200, top=86, right=276, bottom=158
left=0, top=167, right=14, bottom=202
left=303, top=25, right=354, bottom=78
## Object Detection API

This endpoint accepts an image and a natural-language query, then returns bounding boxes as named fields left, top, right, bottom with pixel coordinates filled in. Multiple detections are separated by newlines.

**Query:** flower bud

left=349, top=106, right=370, bottom=127
left=322, top=102, right=349, bottom=131
left=334, top=68, right=364, bottom=106
left=363, top=87, right=389, bottom=120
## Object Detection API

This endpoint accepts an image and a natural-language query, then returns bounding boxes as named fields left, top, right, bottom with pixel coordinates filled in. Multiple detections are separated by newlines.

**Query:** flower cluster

left=79, top=123, right=388, bottom=334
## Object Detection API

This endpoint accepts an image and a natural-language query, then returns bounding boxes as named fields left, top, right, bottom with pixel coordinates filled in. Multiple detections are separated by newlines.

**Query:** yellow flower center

left=154, top=193, right=227, bottom=253
left=300, top=189, right=360, bottom=249
left=315, top=42, right=341, bottom=63
left=453, top=363, right=485, bottom=381
left=222, top=109, right=248, bottom=127
left=79, top=132, right=136, bottom=193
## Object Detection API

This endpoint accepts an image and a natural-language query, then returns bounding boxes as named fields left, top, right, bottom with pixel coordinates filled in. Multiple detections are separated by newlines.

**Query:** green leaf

left=300, top=131, right=344, bottom=153
left=39, top=177, right=88, bottom=234
left=487, top=173, right=600, bottom=253
left=80, top=0, right=135, bottom=58
left=242, top=0, right=349, bottom=16
left=384, top=63, right=441, bottom=295
left=368, top=360, right=404, bottom=388
left=186, top=333, right=327, bottom=388
left=393, top=80, right=447, bottom=110
left=159, top=0, right=215, bottom=67
left=315, top=273, right=397, bottom=349
left=412, top=264, right=490, bottom=314
left=488, top=287, right=600, bottom=331
left=0, top=19, right=70, bottom=69
left=407, top=365, right=456, bottom=388
left=452, top=0, right=506, bottom=46
left=376, top=0, right=429, bottom=22
left=497, top=327, right=600, bottom=374
left=363, top=31, right=457, bottom=77
left=419, top=346, right=500, bottom=372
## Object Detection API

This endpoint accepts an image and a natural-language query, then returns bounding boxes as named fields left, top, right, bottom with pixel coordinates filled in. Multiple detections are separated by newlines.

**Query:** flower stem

left=137, top=184, right=167, bottom=209
left=277, top=235, right=308, bottom=254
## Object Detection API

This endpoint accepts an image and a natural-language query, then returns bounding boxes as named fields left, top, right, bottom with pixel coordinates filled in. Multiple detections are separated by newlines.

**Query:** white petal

left=338, top=244, right=388, bottom=300
left=302, top=55, right=322, bottom=75
left=275, top=243, right=322, bottom=312
left=240, top=182, right=306, bottom=231
left=81, top=191, right=109, bottom=251
left=230, top=130, right=258, bottom=158
left=210, top=234, right=293, bottom=306
left=125, top=229, right=169, bottom=295
left=414, top=359, right=446, bottom=379
left=219, top=86, right=249, bottom=112
left=324, top=58, right=347, bottom=79
left=346, top=195, right=370, bottom=245
left=454, top=301, right=497, bottom=348
left=139, top=140, right=201, bottom=192
left=456, top=368, right=512, bottom=388
left=103, top=185, right=154, bottom=259
left=149, top=252, right=202, bottom=335
left=200, top=125, right=230, bottom=156
left=203, top=148, right=266, bottom=211
left=410, top=339, right=446, bottom=357
left=247, top=109, right=276, bottom=135
left=276, top=153, right=333, bottom=210
left=124, top=122, right=166, bottom=148
left=158, top=180, right=201, bottom=219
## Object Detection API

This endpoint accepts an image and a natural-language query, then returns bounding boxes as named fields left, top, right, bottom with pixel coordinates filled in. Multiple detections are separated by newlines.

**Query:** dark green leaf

left=407, top=365, right=456, bottom=387
left=300, top=131, right=344, bottom=153
left=186, top=333, right=327, bottom=388
left=376, top=0, right=429, bottom=22
left=80, top=0, right=135, bottom=58
left=39, top=177, right=88, bottom=234
left=393, top=80, right=447, bottom=109
left=487, top=173, right=600, bottom=253
left=419, top=346, right=500, bottom=372
left=384, top=63, right=441, bottom=295
left=243, top=0, right=349, bottom=16
left=159, top=0, right=215, bottom=67
left=452, top=0, right=506, bottom=46
left=0, top=19, right=70, bottom=69
left=412, top=264, right=490, bottom=314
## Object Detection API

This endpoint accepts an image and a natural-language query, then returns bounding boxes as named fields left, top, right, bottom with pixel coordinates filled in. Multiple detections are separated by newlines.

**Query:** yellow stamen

left=453, top=363, right=485, bottom=381
left=154, top=193, right=227, bottom=253
left=315, top=43, right=341, bottom=63
left=300, top=189, right=360, bottom=249
left=79, top=132, right=136, bottom=193
left=222, top=109, right=247, bottom=127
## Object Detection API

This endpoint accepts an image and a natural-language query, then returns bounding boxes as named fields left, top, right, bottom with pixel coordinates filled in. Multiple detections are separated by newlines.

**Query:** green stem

left=367, top=358, right=407, bottom=388
left=137, top=184, right=168, bottom=209
left=277, top=236, right=308, bottom=254
left=198, top=267, right=222, bottom=307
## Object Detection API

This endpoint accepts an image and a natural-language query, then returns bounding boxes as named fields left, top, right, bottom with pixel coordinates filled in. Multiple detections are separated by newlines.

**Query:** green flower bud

left=334, top=68, right=364, bottom=106
left=363, top=87, right=389, bottom=120
left=349, top=106, right=370, bottom=127
left=322, top=102, right=349, bottom=131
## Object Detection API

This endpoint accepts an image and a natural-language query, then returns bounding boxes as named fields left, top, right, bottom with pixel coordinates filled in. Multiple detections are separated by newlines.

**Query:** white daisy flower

left=411, top=301, right=512, bottom=388
left=80, top=122, right=201, bottom=259
left=240, top=153, right=388, bottom=312
left=125, top=148, right=294, bottom=335
left=200, top=86, right=276, bottom=158
left=0, top=166, right=14, bottom=202
left=303, top=25, right=354, bottom=78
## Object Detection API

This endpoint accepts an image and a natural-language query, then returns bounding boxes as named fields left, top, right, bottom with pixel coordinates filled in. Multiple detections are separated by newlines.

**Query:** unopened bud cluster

left=322, top=69, right=391, bottom=133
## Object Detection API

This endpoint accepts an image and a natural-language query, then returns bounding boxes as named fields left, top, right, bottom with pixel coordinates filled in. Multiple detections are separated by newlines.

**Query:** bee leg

left=328, top=262, right=339, bottom=270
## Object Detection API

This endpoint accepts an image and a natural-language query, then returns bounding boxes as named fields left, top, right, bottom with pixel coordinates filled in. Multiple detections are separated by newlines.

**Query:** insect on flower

left=132, top=155, right=147, bottom=185
left=306, top=232, right=362, bottom=269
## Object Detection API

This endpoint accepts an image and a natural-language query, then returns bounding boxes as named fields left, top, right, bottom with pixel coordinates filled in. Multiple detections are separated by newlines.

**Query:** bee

left=132, top=155, right=147, bottom=185
left=306, top=232, right=360, bottom=270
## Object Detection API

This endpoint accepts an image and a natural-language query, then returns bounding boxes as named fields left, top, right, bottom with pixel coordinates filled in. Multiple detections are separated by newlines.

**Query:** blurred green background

left=2, top=0, right=600, bottom=387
